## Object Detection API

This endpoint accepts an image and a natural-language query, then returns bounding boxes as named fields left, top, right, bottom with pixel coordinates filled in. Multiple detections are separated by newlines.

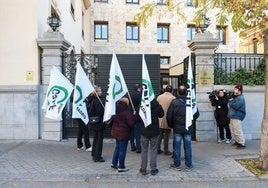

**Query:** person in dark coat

left=129, top=84, right=142, bottom=153
left=87, top=86, right=105, bottom=162
left=210, top=89, right=232, bottom=143
left=139, top=98, right=164, bottom=176
left=111, top=97, right=136, bottom=172
left=167, top=85, right=199, bottom=172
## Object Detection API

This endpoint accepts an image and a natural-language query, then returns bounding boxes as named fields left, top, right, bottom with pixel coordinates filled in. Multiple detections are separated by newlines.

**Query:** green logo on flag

left=74, top=85, right=83, bottom=104
left=47, top=85, right=69, bottom=104
left=112, top=75, right=123, bottom=99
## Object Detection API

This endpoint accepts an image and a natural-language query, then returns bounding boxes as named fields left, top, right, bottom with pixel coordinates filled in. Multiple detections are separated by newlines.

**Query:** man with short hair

left=228, top=84, right=246, bottom=149
left=167, top=85, right=199, bottom=171
left=157, top=85, right=176, bottom=155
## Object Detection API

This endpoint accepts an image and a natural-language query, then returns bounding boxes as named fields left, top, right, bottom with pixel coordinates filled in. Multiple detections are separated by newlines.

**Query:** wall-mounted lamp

left=47, top=13, right=61, bottom=32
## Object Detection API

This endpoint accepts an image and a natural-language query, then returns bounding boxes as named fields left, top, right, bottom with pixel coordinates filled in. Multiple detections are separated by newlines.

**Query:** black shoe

left=150, top=169, right=159, bottom=175
left=131, top=147, right=136, bottom=152
left=164, top=151, right=172, bottom=156
left=111, top=164, right=118, bottom=169
left=236, top=144, right=246, bottom=149
left=94, top=158, right=105, bottom=162
left=136, top=150, right=141, bottom=153
left=118, top=168, right=129, bottom=172
left=158, top=150, right=163, bottom=154
left=232, top=142, right=239, bottom=146
left=139, top=168, right=148, bottom=175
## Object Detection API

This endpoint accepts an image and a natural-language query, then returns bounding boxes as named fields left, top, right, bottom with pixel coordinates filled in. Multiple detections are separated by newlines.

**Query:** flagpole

left=93, top=90, right=105, bottom=109
left=127, top=92, right=135, bottom=114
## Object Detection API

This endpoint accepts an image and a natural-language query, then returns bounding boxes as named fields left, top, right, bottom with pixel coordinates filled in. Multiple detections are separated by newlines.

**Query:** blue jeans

left=173, top=133, right=192, bottom=168
left=130, top=122, right=141, bottom=151
left=112, top=139, right=128, bottom=169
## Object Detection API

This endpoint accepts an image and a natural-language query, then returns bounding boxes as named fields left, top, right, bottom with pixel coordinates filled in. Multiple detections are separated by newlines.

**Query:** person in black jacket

left=210, top=89, right=232, bottom=143
left=167, top=85, right=199, bottom=172
left=87, top=86, right=105, bottom=162
left=139, top=98, right=164, bottom=176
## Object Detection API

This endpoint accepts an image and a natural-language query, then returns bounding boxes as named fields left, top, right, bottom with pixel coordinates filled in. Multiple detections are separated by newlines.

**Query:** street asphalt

left=0, top=138, right=267, bottom=188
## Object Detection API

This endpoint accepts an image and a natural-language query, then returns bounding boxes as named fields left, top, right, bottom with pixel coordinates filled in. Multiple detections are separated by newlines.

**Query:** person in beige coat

left=156, top=85, right=176, bottom=155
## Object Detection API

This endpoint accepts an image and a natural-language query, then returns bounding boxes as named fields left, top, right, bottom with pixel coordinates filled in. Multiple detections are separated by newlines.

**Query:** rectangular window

left=160, top=57, right=170, bottom=65
left=70, top=0, right=75, bottom=19
left=216, top=26, right=227, bottom=45
left=94, top=22, right=108, bottom=42
left=186, top=0, right=194, bottom=7
left=157, top=24, right=169, bottom=43
left=126, top=23, right=139, bottom=43
left=126, top=0, right=139, bottom=4
left=187, top=25, right=196, bottom=41
left=95, top=0, right=108, bottom=2
left=157, top=0, right=167, bottom=5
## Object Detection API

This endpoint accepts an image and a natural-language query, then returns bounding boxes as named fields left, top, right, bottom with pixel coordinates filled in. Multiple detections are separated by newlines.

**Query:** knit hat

left=234, top=85, right=243, bottom=92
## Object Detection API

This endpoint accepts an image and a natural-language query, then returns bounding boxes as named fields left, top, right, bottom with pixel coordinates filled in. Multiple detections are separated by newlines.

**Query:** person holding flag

left=103, top=52, right=129, bottom=123
left=87, top=86, right=105, bottom=162
left=139, top=54, right=164, bottom=176
left=72, top=62, right=95, bottom=152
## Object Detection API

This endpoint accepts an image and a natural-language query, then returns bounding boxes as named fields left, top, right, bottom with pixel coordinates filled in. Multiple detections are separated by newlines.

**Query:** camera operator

left=210, top=89, right=232, bottom=143
left=228, top=85, right=246, bottom=149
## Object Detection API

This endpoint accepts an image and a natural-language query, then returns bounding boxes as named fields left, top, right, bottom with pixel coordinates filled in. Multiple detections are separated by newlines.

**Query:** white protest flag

left=103, top=53, right=128, bottom=122
left=186, top=55, right=197, bottom=130
left=42, top=67, right=74, bottom=120
left=72, top=62, right=95, bottom=124
left=139, top=54, right=155, bottom=127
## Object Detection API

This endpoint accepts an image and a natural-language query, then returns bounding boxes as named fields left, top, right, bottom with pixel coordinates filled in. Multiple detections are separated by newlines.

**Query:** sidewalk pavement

left=0, top=138, right=267, bottom=187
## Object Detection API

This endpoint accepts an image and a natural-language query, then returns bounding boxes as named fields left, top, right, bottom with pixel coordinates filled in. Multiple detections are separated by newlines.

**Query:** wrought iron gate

left=62, top=52, right=98, bottom=138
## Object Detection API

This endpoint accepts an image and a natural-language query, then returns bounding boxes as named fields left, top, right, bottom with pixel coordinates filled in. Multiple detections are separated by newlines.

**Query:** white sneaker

left=85, top=147, right=92, bottom=152
left=226, top=139, right=232, bottom=144
left=77, top=147, right=84, bottom=151
left=218, top=139, right=226, bottom=143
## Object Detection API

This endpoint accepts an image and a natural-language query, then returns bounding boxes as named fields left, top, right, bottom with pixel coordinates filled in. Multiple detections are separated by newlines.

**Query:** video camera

left=207, top=89, right=235, bottom=101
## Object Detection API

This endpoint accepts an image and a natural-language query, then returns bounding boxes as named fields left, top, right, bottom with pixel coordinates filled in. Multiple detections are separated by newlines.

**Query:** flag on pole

left=186, top=55, right=197, bottom=130
left=103, top=52, right=128, bottom=122
left=72, top=62, right=95, bottom=125
left=139, top=54, right=155, bottom=127
left=42, top=66, right=74, bottom=120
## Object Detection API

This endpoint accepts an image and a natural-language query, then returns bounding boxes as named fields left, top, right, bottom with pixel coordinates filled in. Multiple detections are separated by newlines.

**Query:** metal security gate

left=62, top=53, right=98, bottom=138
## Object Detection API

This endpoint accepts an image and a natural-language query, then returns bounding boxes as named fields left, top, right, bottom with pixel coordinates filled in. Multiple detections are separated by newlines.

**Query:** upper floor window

left=186, top=0, right=194, bottom=7
left=160, top=56, right=170, bottom=65
left=157, top=0, right=167, bottom=5
left=126, top=0, right=139, bottom=4
left=82, top=11, right=85, bottom=39
left=126, top=23, right=139, bottom=43
left=157, top=24, right=169, bottom=43
left=95, top=0, right=108, bottom=3
left=216, top=26, right=227, bottom=45
left=94, top=22, right=108, bottom=42
left=187, top=24, right=196, bottom=41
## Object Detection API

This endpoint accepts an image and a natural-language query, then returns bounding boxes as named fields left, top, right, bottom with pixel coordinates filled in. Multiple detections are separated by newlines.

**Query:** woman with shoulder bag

left=87, top=86, right=105, bottom=162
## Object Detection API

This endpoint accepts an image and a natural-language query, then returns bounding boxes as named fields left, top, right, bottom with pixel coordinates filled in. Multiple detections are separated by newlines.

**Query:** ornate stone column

left=37, top=32, right=71, bottom=141
left=188, top=32, right=219, bottom=141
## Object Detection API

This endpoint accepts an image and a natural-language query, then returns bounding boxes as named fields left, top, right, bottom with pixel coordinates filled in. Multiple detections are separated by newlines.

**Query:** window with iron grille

left=157, top=24, right=169, bottom=43
left=94, top=22, right=108, bottom=42
left=126, top=23, right=139, bottom=43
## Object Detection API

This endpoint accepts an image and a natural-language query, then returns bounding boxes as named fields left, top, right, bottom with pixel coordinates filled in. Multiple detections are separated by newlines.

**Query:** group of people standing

left=75, top=83, right=246, bottom=176
left=210, top=85, right=246, bottom=149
